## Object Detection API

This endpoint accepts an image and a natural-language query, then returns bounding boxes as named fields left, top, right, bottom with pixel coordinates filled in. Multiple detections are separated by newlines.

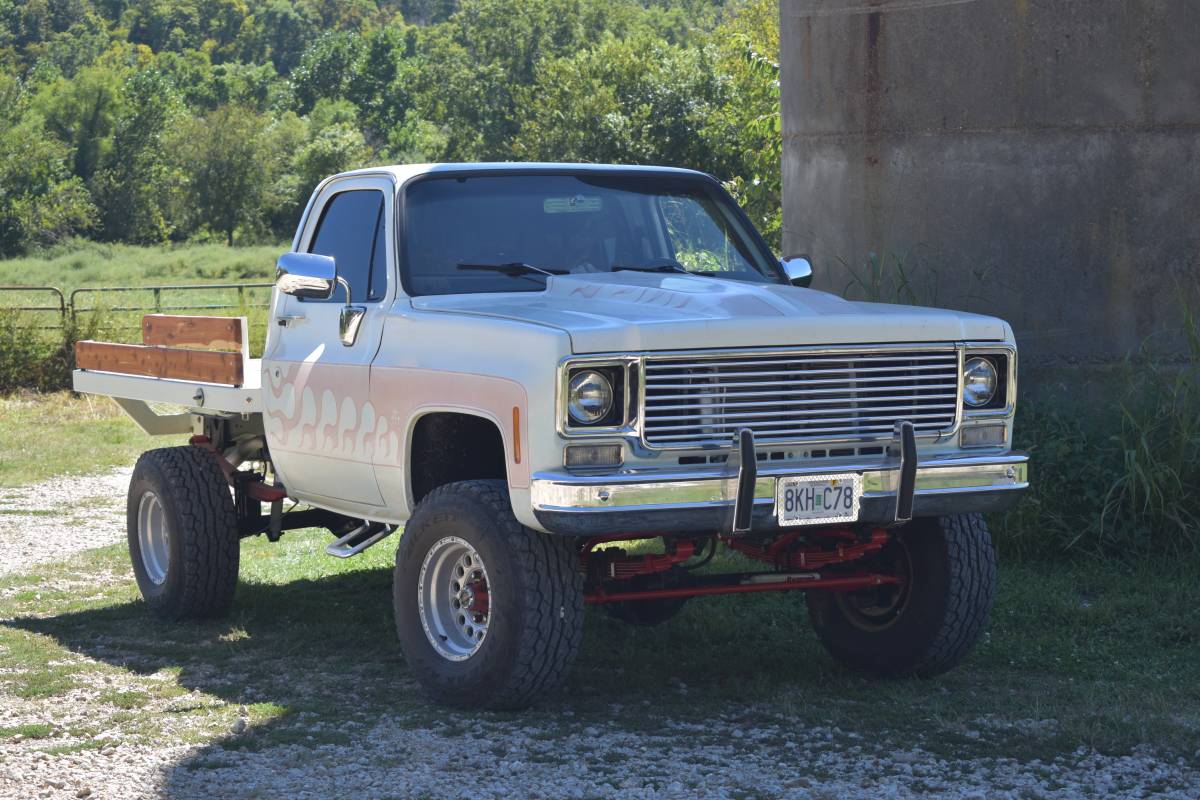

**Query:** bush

left=0, top=310, right=104, bottom=393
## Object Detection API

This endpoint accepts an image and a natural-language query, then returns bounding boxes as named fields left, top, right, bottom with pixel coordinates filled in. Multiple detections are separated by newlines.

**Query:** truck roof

left=332, top=162, right=715, bottom=185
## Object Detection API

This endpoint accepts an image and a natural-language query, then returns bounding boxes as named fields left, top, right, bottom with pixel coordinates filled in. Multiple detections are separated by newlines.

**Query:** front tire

left=394, top=480, right=584, bottom=710
left=807, top=513, right=996, bottom=677
left=126, top=446, right=240, bottom=620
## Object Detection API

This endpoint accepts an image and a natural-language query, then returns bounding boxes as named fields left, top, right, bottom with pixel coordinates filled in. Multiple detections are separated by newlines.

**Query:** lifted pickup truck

left=74, top=163, right=1028, bottom=710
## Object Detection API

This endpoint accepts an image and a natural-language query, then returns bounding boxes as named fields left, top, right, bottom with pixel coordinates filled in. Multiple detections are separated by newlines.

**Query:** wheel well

left=410, top=412, right=508, bottom=505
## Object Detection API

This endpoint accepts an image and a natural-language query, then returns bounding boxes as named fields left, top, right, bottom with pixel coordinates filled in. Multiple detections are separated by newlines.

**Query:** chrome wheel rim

left=137, top=491, right=170, bottom=585
left=417, top=536, right=491, bottom=661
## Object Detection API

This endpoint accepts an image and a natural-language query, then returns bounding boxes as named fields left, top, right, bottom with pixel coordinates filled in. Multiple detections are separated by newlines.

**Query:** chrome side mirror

left=780, top=255, right=814, bottom=287
left=276, top=252, right=337, bottom=299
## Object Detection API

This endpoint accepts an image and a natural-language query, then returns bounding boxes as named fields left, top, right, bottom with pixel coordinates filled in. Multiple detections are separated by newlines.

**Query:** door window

left=305, top=190, right=388, bottom=303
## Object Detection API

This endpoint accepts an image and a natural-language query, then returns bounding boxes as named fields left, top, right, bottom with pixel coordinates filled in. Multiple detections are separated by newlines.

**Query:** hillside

left=0, top=0, right=781, bottom=255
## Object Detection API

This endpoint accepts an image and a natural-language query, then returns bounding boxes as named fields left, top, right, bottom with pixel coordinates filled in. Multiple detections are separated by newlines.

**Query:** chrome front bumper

left=530, top=452, right=1029, bottom=535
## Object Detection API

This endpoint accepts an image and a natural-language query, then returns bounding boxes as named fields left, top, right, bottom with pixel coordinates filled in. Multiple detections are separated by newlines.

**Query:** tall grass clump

left=1100, top=303, right=1200, bottom=555
left=997, top=302, right=1200, bottom=561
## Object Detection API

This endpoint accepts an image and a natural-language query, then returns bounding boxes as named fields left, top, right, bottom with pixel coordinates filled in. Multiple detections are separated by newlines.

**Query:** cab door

left=262, top=176, right=395, bottom=507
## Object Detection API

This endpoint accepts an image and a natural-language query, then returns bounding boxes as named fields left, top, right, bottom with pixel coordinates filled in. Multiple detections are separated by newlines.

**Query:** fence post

left=153, top=287, right=162, bottom=312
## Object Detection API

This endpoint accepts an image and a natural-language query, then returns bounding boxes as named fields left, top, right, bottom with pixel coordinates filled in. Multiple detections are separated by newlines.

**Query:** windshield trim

left=396, top=167, right=785, bottom=298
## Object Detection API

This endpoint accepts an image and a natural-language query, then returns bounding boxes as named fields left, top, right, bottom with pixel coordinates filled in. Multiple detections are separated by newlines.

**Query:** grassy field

left=0, top=240, right=279, bottom=290
left=0, top=392, right=149, bottom=487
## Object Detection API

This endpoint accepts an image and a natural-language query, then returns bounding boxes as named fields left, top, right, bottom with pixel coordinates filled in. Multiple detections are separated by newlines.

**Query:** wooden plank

left=141, top=314, right=245, bottom=352
left=75, top=341, right=244, bottom=386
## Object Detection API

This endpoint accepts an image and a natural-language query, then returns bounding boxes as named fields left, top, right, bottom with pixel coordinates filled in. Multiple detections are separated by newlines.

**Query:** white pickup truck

left=74, top=163, right=1028, bottom=710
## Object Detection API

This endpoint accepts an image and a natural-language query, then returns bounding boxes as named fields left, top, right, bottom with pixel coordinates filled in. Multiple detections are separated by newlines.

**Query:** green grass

left=0, top=722, right=54, bottom=739
left=0, top=240, right=280, bottom=290
left=0, top=532, right=1196, bottom=763
left=0, top=242, right=279, bottom=391
left=0, top=391, right=148, bottom=486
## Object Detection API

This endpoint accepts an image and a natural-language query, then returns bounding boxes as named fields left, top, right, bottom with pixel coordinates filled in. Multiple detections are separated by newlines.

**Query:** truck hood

left=409, top=272, right=1009, bottom=353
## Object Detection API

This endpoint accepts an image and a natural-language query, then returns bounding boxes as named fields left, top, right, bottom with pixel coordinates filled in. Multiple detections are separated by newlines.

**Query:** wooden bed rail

left=75, top=314, right=249, bottom=387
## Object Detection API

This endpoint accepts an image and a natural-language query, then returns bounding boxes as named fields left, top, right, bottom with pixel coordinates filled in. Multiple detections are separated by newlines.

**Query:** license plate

left=775, top=474, right=862, bottom=526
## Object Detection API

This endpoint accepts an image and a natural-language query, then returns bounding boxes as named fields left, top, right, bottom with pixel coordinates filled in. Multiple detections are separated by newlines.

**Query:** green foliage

left=512, top=34, right=734, bottom=171
left=0, top=115, right=96, bottom=257
left=91, top=67, right=180, bottom=243
left=995, top=304, right=1200, bottom=561
left=0, top=0, right=785, bottom=254
left=172, top=104, right=270, bottom=244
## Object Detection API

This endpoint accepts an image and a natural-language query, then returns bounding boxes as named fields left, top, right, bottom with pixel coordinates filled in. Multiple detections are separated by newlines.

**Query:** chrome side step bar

left=325, top=521, right=395, bottom=558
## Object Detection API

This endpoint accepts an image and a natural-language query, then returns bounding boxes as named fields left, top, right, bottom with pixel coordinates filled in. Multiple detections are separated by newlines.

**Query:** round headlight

left=567, top=370, right=614, bottom=424
left=963, top=357, right=998, bottom=407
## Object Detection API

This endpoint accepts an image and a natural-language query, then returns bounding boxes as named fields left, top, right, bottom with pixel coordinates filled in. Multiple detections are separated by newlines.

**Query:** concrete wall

left=780, top=0, right=1200, bottom=366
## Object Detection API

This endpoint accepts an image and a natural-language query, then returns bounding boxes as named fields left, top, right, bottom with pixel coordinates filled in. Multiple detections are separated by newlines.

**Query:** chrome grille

left=641, top=348, right=961, bottom=448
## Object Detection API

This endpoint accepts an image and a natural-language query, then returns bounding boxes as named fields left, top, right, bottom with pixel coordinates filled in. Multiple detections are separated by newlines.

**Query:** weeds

left=840, top=250, right=934, bottom=306
left=994, top=302, right=1200, bottom=560
left=1099, top=302, right=1200, bottom=557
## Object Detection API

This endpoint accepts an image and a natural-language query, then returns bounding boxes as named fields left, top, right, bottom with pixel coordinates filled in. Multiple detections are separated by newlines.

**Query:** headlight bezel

left=558, top=357, right=637, bottom=434
left=960, top=348, right=1013, bottom=415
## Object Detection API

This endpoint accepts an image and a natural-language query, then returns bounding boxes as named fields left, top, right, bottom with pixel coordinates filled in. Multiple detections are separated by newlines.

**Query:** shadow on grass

left=3, top=563, right=849, bottom=714
left=4, top=554, right=1199, bottom=794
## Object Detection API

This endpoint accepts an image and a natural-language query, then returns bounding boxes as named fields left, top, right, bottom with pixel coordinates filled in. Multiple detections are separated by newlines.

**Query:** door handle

left=277, top=314, right=306, bottom=328
left=340, top=305, right=366, bottom=346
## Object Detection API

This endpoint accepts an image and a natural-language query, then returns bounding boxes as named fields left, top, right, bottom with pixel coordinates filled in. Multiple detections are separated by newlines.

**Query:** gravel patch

left=5, top=714, right=1192, bottom=800
left=0, top=469, right=130, bottom=575
left=0, top=695, right=1196, bottom=799
left=159, top=719, right=1200, bottom=800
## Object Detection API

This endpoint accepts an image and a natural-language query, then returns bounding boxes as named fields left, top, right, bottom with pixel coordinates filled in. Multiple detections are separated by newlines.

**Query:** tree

left=709, top=0, right=782, bottom=248
left=172, top=104, right=267, bottom=245
left=289, top=29, right=364, bottom=114
left=32, top=61, right=125, bottom=183
left=0, top=116, right=95, bottom=256
left=512, top=34, right=733, bottom=172
left=90, top=67, right=181, bottom=243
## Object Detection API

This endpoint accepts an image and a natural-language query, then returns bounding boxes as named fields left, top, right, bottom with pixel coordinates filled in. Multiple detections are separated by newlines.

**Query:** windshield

left=402, top=173, right=781, bottom=295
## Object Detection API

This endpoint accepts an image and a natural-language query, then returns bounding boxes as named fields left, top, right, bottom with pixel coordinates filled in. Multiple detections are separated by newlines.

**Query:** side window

left=305, top=190, right=387, bottom=303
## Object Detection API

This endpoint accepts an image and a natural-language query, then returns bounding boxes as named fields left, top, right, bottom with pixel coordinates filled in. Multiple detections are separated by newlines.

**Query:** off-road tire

left=807, top=513, right=996, bottom=677
left=126, top=446, right=240, bottom=620
left=393, top=480, right=584, bottom=710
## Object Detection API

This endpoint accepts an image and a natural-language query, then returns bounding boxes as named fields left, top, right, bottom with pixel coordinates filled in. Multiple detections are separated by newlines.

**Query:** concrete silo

left=780, top=0, right=1200, bottom=367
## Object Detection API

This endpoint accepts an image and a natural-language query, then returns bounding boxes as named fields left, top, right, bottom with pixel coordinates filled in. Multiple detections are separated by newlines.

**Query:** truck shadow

left=3, top=566, right=874, bottom=795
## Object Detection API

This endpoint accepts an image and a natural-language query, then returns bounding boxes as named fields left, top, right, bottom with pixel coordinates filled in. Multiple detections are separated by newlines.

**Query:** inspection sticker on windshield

left=544, top=195, right=602, bottom=214
left=775, top=474, right=862, bottom=526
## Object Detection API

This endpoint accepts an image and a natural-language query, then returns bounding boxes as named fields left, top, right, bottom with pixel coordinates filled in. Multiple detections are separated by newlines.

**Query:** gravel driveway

left=0, top=469, right=131, bottom=575
left=1, top=471, right=1198, bottom=799
left=2, top=705, right=1198, bottom=799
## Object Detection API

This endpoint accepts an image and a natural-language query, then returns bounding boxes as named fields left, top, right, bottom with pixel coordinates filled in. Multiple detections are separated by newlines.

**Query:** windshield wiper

left=612, top=259, right=697, bottom=275
left=457, top=262, right=567, bottom=278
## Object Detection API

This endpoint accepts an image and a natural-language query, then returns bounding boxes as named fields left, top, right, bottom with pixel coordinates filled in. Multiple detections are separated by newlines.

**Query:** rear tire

left=807, top=513, right=996, bottom=677
left=393, top=480, right=584, bottom=710
left=126, top=446, right=240, bottom=620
